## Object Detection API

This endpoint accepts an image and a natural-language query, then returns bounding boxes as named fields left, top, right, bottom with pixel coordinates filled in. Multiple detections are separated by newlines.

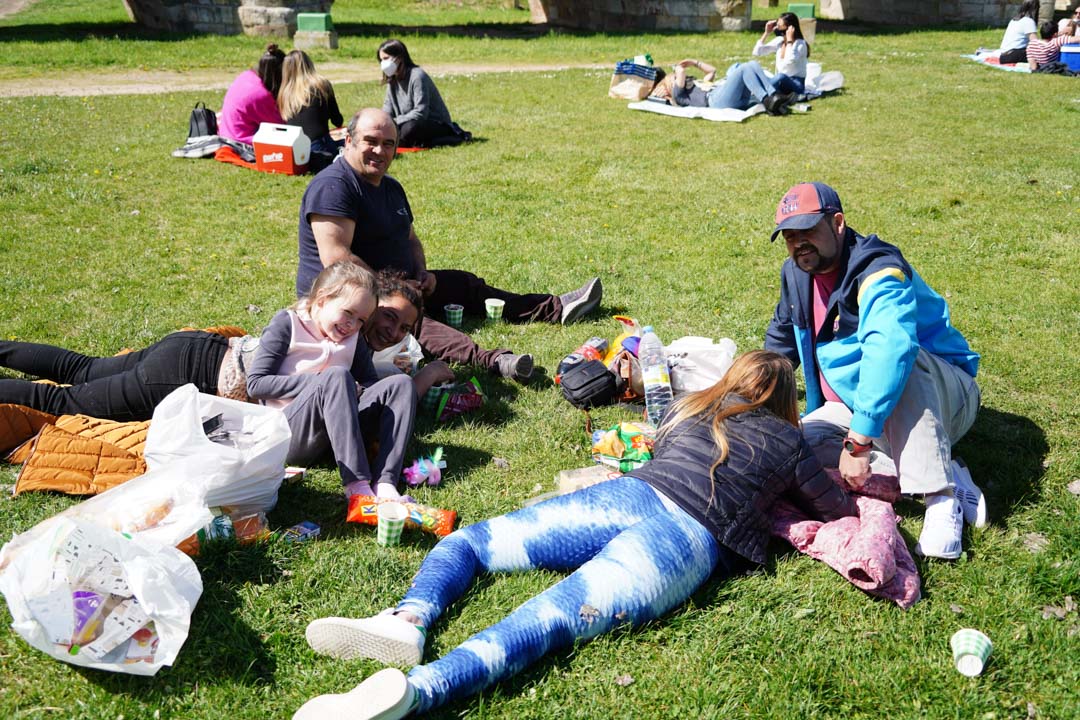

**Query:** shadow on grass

left=957, top=405, right=1048, bottom=522
left=0, top=18, right=997, bottom=46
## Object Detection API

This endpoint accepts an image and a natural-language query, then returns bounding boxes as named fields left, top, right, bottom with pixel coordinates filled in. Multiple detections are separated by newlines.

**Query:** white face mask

left=380, top=58, right=399, bottom=77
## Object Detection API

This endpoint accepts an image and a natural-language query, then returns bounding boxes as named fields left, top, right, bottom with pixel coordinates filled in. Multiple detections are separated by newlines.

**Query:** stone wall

left=122, top=0, right=333, bottom=36
left=817, top=0, right=1015, bottom=24
left=528, top=0, right=751, bottom=32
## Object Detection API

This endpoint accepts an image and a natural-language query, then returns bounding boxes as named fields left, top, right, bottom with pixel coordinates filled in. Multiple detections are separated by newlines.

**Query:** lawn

left=1, top=1, right=1078, bottom=719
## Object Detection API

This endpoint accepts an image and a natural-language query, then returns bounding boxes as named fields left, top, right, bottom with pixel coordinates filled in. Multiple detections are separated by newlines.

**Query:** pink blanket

left=772, top=471, right=921, bottom=609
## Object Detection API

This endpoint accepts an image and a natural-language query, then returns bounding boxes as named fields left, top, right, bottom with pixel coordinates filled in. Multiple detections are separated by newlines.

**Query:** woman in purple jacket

left=295, top=350, right=857, bottom=719
left=217, top=44, right=286, bottom=146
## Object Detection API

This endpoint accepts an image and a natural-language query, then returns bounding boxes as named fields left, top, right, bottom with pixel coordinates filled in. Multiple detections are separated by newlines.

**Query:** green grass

left=1, top=1, right=1079, bottom=719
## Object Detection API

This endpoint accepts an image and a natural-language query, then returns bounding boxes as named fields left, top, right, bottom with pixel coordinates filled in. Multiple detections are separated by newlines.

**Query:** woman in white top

left=753, top=12, right=810, bottom=95
left=998, top=0, right=1039, bottom=64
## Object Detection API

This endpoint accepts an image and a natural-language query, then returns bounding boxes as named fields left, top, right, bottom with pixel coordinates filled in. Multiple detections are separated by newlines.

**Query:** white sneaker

left=951, top=459, right=988, bottom=528
left=954, top=462, right=989, bottom=528
left=306, top=610, right=425, bottom=665
left=293, top=668, right=417, bottom=720
left=914, top=492, right=964, bottom=560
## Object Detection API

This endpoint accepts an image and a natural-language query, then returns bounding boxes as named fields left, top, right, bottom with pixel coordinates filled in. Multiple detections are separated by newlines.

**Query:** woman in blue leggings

left=295, top=350, right=857, bottom=719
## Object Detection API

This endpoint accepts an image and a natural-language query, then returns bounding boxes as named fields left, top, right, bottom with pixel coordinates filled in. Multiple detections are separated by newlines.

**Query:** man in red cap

left=765, top=182, right=984, bottom=560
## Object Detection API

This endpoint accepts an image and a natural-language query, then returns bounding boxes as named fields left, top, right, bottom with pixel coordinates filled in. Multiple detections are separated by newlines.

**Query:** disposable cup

left=421, top=384, right=445, bottom=413
left=950, top=628, right=992, bottom=677
left=444, top=303, right=464, bottom=328
left=485, top=298, right=505, bottom=321
left=376, top=502, right=409, bottom=547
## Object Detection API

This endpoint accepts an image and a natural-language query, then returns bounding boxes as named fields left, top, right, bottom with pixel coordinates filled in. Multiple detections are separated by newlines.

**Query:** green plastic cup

left=950, top=628, right=992, bottom=677
left=444, top=303, right=464, bottom=328
left=376, top=502, right=408, bottom=547
left=421, top=384, right=445, bottom=413
left=485, top=298, right=505, bottom=321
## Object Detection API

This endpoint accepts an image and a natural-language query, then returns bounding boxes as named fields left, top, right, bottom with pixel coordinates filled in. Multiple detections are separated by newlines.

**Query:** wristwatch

left=842, top=437, right=873, bottom=455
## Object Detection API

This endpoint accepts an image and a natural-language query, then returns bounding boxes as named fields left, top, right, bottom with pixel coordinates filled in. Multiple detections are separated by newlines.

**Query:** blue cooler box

left=1062, top=45, right=1080, bottom=72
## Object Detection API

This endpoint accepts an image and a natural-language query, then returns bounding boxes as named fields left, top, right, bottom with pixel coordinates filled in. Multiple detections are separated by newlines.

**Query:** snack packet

left=434, top=377, right=484, bottom=422
left=346, top=495, right=457, bottom=538
left=591, top=421, right=655, bottom=471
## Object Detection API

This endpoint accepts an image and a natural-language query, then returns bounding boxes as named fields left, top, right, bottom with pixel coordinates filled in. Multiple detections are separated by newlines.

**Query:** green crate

left=296, top=13, right=333, bottom=32
left=787, top=3, right=814, bottom=18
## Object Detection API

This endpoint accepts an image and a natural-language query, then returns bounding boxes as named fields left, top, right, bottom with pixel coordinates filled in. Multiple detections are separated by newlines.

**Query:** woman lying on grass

left=295, top=350, right=857, bottom=719
left=0, top=264, right=436, bottom=502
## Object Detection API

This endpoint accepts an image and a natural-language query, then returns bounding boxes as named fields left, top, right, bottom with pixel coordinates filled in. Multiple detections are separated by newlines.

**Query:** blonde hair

left=278, top=50, right=332, bottom=121
left=294, top=262, right=376, bottom=315
left=658, top=350, right=799, bottom=478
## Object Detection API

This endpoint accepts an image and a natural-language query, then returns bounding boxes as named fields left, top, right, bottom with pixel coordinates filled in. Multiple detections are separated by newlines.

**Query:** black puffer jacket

left=634, top=398, right=856, bottom=565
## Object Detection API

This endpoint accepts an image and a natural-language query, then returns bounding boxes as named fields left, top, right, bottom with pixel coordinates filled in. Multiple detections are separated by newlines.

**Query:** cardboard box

left=253, top=123, right=310, bottom=176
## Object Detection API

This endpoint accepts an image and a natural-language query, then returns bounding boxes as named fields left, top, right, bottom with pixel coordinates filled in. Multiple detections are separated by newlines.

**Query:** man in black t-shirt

left=296, top=109, right=603, bottom=383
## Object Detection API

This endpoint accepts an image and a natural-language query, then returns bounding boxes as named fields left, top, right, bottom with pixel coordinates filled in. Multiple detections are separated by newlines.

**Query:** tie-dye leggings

left=397, top=476, right=728, bottom=713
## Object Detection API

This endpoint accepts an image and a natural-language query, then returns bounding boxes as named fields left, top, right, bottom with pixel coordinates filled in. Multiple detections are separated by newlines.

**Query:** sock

left=344, top=479, right=375, bottom=498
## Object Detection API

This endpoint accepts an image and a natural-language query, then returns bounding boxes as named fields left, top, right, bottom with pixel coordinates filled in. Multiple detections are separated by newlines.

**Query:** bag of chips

left=433, top=376, right=485, bottom=422
left=591, top=421, right=656, bottom=472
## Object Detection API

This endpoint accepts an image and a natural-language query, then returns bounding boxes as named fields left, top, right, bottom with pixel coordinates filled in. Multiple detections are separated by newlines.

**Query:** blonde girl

left=295, top=350, right=855, bottom=718
left=278, top=49, right=344, bottom=158
left=244, top=261, right=417, bottom=501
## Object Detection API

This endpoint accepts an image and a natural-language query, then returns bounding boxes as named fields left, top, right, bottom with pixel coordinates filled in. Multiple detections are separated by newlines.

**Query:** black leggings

left=0, top=332, right=228, bottom=421
left=999, top=47, right=1028, bottom=64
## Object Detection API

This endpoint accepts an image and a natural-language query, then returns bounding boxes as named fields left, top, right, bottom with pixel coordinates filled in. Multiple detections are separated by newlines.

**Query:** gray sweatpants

left=282, top=368, right=417, bottom=489
left=800, top=349, right=981, bottom=495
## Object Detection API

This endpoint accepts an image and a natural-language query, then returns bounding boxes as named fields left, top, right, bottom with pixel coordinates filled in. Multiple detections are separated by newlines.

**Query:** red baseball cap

left=770, top=182, right=844, bottom=241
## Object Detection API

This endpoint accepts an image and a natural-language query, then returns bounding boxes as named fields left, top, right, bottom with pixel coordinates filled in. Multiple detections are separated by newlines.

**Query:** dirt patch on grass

left=0, top=0, right=37, bottom=19
left=0, top=61, right=607, bottom=97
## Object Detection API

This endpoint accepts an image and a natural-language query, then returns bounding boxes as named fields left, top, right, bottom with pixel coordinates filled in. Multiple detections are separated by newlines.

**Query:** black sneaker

left=558, top=277, right=603, bottom=324
left=763, top=92, right=796, bottom=116
left=494, top=353, right=533, bottom=383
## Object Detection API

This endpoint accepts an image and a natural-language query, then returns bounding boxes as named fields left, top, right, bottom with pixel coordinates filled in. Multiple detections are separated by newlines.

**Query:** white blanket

left=629, top=62, right=844, bottom=122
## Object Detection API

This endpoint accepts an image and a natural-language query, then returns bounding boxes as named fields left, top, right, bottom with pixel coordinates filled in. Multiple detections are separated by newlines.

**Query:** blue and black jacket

left=764, top=228, right=979, bottom=439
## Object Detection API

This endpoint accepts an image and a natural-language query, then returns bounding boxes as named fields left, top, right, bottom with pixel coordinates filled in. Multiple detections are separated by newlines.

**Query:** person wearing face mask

left=378, top=38, right=471, bottom=148
left=753, top=12, right=811, bottom=96
left=764, top=182, right=983, bottom=562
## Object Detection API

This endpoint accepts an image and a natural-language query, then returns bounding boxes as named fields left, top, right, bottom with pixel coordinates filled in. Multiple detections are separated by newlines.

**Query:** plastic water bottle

left=639, top=326, right=673, bottom=426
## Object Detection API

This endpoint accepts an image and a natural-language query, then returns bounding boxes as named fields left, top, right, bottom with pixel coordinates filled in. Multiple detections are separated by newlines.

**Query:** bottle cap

left=642, top=325, right=654, bottom=333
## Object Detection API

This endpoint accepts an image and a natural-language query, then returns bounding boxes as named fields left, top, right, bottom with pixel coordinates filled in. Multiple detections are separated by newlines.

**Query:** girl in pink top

left=246, top=262, right=419, bottom=501
left=217, top=44, right=286, bottom=146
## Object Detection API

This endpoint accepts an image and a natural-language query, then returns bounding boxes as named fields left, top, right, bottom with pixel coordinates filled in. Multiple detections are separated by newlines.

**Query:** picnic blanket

left=629, top=62, right=844, bottom=122
left=963, top=52, right=1032, bottom=73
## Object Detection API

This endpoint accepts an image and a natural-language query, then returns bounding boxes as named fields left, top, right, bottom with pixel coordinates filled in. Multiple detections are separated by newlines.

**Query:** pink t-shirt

left=217, top=70, right=284, bottom=145
left=812, top=269, right=843, bottom=403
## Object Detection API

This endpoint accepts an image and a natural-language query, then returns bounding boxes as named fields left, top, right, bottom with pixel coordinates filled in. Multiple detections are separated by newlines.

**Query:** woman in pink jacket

left=218, top=44, right=286, bottom=146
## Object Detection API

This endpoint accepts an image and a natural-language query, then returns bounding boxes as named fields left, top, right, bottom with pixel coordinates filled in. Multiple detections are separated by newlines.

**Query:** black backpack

left=188, top=102, right=218, bottom=138
left=560, top=360, right=620, bottom=410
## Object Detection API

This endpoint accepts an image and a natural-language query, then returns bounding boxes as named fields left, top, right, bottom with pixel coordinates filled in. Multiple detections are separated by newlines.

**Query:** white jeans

left=801, top=349, right=981, bottom=495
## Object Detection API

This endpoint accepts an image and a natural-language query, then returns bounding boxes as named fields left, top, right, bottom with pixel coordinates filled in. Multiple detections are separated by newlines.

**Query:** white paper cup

left=376, top=502, right=409, bottom=547
left=950, top=628, right=992, bottom=677
left=485, top=298, right=505, bottom=321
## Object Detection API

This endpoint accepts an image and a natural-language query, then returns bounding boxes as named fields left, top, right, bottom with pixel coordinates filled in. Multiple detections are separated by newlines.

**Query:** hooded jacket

left=634, top=400, right=856, bottom=565
left=765, top=228, right=979, bottom=438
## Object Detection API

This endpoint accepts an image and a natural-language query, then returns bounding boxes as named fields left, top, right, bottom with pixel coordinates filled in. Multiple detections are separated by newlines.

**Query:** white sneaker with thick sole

left=951, top=459, right=988, bottom=528
left=293, top=668, right=416, bottom=720
left=914, top=492, right=964, bottom=560
left=305, top=611, right=425, bottom=665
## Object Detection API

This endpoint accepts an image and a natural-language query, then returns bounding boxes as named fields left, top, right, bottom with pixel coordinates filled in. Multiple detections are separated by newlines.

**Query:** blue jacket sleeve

left=351, top=336, right=379, bottom=389
left=246, top=310, right=309, bottom=402
left=849, top=271, right=920, bottom=437
left=765, top=266, right=800, bottom=369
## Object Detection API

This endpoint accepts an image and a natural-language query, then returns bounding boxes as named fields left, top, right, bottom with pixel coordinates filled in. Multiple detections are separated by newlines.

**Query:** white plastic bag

left=144, top=384, right=291, bottom=515
left=0, top=517, right=202, bottom=675
left=665, top=337, right=737, bottom=395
